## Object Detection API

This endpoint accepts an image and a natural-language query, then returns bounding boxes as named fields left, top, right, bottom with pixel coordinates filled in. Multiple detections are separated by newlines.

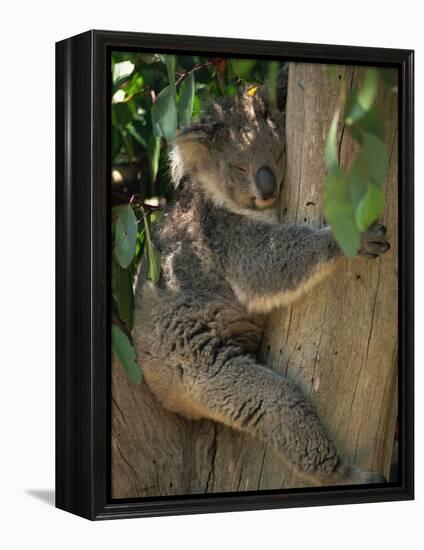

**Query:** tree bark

left=111, top=63, right=398, bottom=498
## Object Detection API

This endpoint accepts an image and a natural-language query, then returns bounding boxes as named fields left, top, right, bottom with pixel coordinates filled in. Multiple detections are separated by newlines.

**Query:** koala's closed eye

left=230, top=165, right=248, bottom=173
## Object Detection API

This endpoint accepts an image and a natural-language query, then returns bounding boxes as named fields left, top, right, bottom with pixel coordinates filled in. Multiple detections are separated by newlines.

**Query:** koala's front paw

left=359, top=223, right=391, bottom=259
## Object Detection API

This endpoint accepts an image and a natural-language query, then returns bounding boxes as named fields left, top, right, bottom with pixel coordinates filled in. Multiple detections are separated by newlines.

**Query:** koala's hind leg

left=181, top=348, right=385, bottom=486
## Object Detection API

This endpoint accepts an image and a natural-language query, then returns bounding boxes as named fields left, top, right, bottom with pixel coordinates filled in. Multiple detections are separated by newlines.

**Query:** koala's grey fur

left=133, top=75, right=390, bottom=486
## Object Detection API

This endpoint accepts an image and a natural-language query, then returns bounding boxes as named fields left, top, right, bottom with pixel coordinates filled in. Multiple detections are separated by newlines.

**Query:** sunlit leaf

left=178, top=72, right=195, bottom=127
left=112, top=61, right=134, bottom=84
left=357, top=68, right=378, bottom=111
left=148, top=135, right=161, bottom=183
left=345, top=69, right=378, bottom=125
left=192, top=95, right=201, bottom=119
left=325, top=110, right=342, bottom=177
left=114, top=205, right=138, bottom=268
left=112, top=324, right=141, bottom=384
left=231, top=59, right=256, bottom=80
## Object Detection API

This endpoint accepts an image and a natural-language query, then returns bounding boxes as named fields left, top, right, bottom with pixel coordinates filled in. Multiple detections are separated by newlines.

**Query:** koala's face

left=170, top=86, right=286, bottom=215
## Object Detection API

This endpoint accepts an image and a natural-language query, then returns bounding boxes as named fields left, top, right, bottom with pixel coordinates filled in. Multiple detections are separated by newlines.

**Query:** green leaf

left=347, top=159, right=367, bottom=211
left=111, top=126, right=122, bottom=160
left=359, top=132, right=388, bottom=187
left=113, top=102, right=133, bottom=127
left=178, top=72, right=195, bottom=127
left=146, top=239, right=161, bottom=283
left=142, top=211, right=161, bottom=283
left=111, top=324, right=141, bottom=384
left=117, top=266, right=134, bottom=329
left=345, top=69, right=378, bottom=125
left=379, top=68, right=397, bottom=90
left=148, top=135, right=161, bottom=183
left=324, top=174, right=360, bottom=257
left=356, top=105, right=384, bottom=141
left=231, top=59, right=256, bottom=80
left=192, top=95, right=201, bottom=120
left=357, top=68, right=378, bottom=111
left=114, top=205, right=138, bottom=268
left=355, top=184, right=385, bottom=232
left=151, top=85, right=178, bottom=142
left=166, top=55, right=177, bottom=101
left=112, top=60, right=135, bottom=85
left=139, top=53, right=161, bottom=64
left=126, top=122, right=147, bottom=149
left=325, top=110, right=342, bottom=176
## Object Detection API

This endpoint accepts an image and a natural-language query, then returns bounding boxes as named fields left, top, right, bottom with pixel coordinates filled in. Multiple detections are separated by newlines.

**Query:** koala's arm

left=221, top=219, right=341, bottom=312
left=218, top=219, right=389, bottom=313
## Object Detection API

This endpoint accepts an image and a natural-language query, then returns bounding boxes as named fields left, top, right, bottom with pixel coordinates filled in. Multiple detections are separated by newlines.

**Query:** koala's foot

left=346, top=466, right=387, bottom=484
left=331, top=463, right=387, bottom=486
left=359, top=223, right=391, bottom=259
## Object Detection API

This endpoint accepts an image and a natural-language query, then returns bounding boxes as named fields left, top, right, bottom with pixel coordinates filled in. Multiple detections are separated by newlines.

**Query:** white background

left=0, top=1, right=421, bottom=548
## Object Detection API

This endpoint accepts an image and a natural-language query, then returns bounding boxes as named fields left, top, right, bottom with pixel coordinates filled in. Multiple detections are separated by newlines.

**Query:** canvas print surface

left=110, top=51, right=398, bottom=499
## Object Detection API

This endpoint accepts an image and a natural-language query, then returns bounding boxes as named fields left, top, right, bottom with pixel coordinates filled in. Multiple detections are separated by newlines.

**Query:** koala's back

left=132, top=189, right=265, bottom=417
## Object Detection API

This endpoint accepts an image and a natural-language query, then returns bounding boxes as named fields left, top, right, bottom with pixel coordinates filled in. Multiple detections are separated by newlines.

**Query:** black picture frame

left=55, top=29, right=414, bottom=521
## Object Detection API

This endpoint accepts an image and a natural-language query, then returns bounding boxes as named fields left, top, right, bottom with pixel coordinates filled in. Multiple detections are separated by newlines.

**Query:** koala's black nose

left=255, top=166, right=277, bottom=200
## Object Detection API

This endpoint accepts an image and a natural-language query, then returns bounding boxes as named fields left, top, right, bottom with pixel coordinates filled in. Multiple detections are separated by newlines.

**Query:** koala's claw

left=359, top=223, right=390, bottom=259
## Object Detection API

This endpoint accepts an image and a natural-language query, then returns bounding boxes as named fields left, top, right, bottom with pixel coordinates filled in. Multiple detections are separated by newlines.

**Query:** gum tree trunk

left=111, top=63, right=398, bottom=498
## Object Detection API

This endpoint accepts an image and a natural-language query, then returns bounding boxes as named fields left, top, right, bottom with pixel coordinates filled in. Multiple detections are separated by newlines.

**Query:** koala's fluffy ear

left=259, top=64, right=288, bottom=116
left=169, top=127, right=211, bottom=187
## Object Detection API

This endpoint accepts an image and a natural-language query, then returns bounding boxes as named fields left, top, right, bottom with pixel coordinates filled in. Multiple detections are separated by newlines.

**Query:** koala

left=132, top=73, right=390, bottom=487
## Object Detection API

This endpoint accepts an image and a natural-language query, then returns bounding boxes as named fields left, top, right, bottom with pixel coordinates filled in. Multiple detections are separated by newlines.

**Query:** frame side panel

left=55, top=32, right=95, bottom=520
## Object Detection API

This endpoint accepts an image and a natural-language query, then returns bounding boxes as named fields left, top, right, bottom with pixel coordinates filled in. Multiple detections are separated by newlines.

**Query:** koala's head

left=170, top=70, right=287, bottom=216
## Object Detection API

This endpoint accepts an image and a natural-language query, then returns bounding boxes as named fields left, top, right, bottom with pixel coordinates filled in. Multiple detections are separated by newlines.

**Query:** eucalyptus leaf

left=379, top=68, right=397, bottom=90
left=347, top=159, right=367, bottom=211
left=359, top=132, right=388, bottom=187
left=231, top=59, right=256, bottom=80
left=112, top=61, right=134, bottom=85
left=178, top=72, right=195, bottom=127
left=324, top=174, right=360, bottom=257
left=356, top=105, right=384, bottom=141
left=355, top=184, right=385, bottom=232
left=357, top=68, right=378, bottom=111
left=148, top=135, right=161, bottom=183
left=325, top=110, right=342, bottom=177
left=142, top=211, right=161, bottom=283
left=111, top=324, right=142, bottom=385
left=117, top=266, right=134, bottom=329
left=166, top=55, right=177, bottom=101
left=146, top=239, right=161, bottom=283
left=114, top=205, right=138, bottom=268
left=111, top=126, right=122, bottom=160
left=345, top=69, right=378, bottom=126
left=151, top=85, right=178, bottom=142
